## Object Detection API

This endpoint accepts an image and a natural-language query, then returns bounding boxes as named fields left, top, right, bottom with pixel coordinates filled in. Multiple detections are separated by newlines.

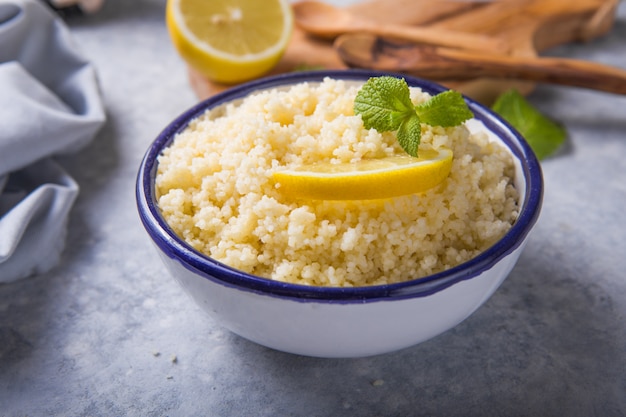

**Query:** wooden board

left=189, top=0, right=618, bottom=104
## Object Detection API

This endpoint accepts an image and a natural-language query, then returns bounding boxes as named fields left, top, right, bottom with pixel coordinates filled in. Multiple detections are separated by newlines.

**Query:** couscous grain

left=156, top=78, right=519, bottom=286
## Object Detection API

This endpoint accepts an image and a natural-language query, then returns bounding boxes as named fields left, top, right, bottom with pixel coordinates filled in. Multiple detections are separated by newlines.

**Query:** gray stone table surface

left=2, top=0, right=626, bottom=416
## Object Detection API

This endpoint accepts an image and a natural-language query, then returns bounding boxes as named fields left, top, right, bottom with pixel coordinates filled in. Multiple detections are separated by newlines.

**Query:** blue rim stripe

left=136, top=70, right=543, bottom=303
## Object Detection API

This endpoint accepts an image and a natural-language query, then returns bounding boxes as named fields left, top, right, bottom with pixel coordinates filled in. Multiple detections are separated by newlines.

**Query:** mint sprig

left=491, top=89, right=566, bottom=160
left=354, top=76, right=473, bottom=157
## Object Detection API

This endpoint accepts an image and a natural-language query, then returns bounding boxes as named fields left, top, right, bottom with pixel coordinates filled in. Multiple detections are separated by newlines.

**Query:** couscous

left=155, top=78, right=519, bottom=287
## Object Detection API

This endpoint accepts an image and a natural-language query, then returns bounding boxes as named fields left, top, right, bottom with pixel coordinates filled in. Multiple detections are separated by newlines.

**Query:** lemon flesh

left=166, top=0, right=293, bottom=84
left=273, top=148, right=454, bottom=201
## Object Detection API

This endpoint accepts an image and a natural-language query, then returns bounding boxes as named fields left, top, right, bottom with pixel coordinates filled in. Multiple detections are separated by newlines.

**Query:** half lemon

left=272, top=148, right=454, bottom=201
left=166, top=0, right=294, bottom=84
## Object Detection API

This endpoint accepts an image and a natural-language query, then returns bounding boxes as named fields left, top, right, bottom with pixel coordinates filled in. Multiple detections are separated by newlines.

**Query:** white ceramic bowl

left=136, top=70, right=543, bottom=358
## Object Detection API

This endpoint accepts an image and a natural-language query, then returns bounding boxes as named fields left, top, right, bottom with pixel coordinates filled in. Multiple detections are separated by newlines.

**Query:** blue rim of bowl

left=136, top=69, right=543, bottom=303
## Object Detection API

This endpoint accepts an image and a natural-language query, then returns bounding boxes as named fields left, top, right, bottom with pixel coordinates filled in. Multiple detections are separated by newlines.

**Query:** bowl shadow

left=212, top=240, right=626, bottom=417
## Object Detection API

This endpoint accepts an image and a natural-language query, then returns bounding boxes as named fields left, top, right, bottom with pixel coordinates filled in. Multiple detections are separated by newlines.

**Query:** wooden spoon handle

left=335, top=34, right=626, bottom=95
left=347, top=0, right=483, bottom=26
left=422, top=47, right=626, bottom=95
left=368, top=23, right=508, bottom=53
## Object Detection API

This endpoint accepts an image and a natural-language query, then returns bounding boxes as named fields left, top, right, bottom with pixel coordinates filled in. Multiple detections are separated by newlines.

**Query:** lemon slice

left=272, top=148, right=454, bottom=200
left=166, top=0, right=293, bottom=84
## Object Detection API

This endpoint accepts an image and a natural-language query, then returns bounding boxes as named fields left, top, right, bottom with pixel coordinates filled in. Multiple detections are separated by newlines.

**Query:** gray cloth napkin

left=0, top=0, right=105, bottom=283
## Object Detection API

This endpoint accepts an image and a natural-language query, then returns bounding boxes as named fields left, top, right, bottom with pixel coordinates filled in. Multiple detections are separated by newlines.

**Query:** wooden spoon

left=292, top=0, right=507, bottom=53
left=335, top=33, right=626, bottom=95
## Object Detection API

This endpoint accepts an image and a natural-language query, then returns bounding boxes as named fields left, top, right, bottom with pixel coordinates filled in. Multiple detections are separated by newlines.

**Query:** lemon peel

left=272, top=148, right=453, bottom=201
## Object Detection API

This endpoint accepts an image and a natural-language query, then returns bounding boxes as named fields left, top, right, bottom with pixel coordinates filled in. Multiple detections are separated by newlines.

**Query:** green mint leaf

left=354, top=76, right=414, bottom=132
left=354, top=76, right=474, bottom=158
left=415, top=90, right=473, bottom=127
left=396, top=114, right=422, bottom=157
left=491, top=89, right=566, bottom=160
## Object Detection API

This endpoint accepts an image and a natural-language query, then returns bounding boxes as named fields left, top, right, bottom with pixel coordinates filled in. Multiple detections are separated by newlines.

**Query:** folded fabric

left=0, top=0, right=106, bottom=283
